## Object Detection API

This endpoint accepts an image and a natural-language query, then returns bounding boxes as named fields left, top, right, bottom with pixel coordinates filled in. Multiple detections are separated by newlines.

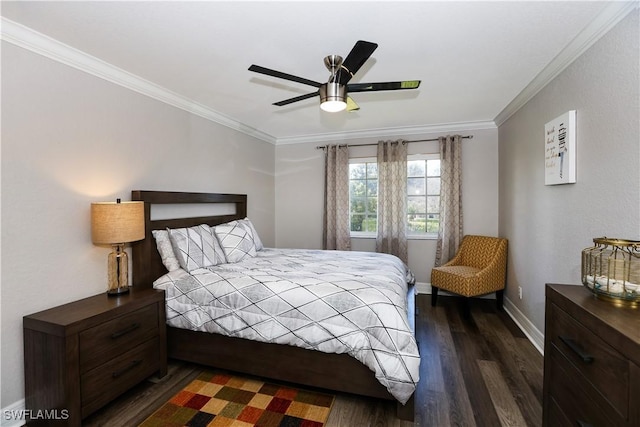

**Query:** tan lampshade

left=91, top=201, right=145, bottom=244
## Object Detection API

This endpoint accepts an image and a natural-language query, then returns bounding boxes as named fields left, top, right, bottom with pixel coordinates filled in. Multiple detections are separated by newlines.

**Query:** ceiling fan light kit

left=319, top=82, right=347, bottom=112
left=249, top=40, right=420, bottom=113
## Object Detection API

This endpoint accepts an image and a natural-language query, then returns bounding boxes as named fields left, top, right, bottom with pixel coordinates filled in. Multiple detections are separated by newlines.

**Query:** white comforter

left=154, top=248, right=420, bottom=404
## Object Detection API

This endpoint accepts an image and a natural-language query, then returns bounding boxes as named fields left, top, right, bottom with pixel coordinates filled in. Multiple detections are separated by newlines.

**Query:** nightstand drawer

left=81, top=337, right=160, bottom=418
left=548, top=303, right=629, bottom=418
left=79, top=304, right=159, bottom=372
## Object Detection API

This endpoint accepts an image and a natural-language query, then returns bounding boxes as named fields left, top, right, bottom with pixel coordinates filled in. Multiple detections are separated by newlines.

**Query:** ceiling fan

left=248, top=40, right=421, bottom=113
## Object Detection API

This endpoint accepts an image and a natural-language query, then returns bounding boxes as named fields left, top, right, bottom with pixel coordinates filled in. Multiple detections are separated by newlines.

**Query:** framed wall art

left=545, top=110, right=576, bottom=185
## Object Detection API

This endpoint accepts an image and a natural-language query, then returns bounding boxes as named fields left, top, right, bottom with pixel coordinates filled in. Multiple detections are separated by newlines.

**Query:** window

left=349, top=159, right=378, bottom=233
left=349, top=154, right=441, bottom=237
left=407, top=155, right=441, bottom=234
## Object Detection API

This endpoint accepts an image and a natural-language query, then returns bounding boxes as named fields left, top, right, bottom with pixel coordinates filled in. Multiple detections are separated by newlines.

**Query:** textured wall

left=498, top=11, right=639, bottom=332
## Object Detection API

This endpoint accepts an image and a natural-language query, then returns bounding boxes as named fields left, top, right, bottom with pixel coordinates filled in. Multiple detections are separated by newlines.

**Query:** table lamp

left=91, top=199, right=145, bottom=295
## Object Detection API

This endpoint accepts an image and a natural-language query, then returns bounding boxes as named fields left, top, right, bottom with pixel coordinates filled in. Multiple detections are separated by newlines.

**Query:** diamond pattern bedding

left=213, top=222, right=257, bottom=263
left=169, top=224, right=226, bottom=271
left=154, top=248, right=420, bottom=404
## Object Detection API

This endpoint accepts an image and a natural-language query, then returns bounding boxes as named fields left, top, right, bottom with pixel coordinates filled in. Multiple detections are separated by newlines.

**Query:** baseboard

left=418, top=282, right=544, bottom=355
left=1, top=399, right=26, bottom=427
left=503, top=297, right=545, bottom=355
left=415, top=281, right=431, bottom=294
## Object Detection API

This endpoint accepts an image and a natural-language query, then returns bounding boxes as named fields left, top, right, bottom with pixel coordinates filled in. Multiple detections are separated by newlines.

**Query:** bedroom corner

left=0, top=41, right=275, bottom=421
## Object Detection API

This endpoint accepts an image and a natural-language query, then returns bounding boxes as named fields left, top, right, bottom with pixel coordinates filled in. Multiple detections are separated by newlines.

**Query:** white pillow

left=168, top=224, right=226, bottom=272
left=152, top=229, right=181, bottom=271
left=239, top=217, right=264, bottom=251
left=213, top=222, right=257, bottom=263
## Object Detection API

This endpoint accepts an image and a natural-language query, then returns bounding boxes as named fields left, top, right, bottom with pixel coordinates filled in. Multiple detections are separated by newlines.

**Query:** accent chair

left=431, top=235, right=508, bottom=310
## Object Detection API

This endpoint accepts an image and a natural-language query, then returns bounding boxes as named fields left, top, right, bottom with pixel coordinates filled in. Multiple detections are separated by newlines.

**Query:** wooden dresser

left=23, top=288, right=167, bottom=426
left=543, top=284, right=640, bottom=426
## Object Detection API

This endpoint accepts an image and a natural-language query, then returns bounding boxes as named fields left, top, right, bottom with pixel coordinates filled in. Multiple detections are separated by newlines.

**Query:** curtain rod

left=315, top=135, right=473, bottom=150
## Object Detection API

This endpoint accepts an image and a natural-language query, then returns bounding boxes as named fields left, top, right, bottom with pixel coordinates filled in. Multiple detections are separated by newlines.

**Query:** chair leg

left=462, top=297, right=471, bottom=318
left=431, top=286, right=439, bottom=306
left=496, top=289, right=504, bottom=311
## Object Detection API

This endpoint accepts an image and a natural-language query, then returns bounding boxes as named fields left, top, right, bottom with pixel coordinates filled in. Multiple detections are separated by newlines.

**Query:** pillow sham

left=168, top=224, right=226, bottom=272
left=239, top=217, right=264, bottom=251
left=213, top=222, right=257, bottom=263
left=151, top=229, right=181, bottom=271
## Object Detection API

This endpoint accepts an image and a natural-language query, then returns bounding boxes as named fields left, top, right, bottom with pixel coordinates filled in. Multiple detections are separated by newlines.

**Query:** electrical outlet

left=518, top=286, right=523, bottom=300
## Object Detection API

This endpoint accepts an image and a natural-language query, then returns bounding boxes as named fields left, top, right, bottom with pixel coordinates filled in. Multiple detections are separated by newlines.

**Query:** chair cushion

left=434, top=266, right=480, bottom=278
left=431, top=266, right=481, bottom=297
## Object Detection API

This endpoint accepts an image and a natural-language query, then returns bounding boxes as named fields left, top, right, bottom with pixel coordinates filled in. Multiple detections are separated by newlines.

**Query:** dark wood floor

left=84, top=294, right=543, bottom=426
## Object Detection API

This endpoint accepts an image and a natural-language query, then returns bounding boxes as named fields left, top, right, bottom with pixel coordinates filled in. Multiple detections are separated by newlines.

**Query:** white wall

left=1, top=42, right=275, bottom=408
left=275, top=128, right=499, bottom=284
left=498, top=11, right=639, bottom=333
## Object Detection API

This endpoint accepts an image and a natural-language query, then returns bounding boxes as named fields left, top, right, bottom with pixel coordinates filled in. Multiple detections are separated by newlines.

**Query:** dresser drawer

left=548, top=303, right=629, bottom=418
left=548, top=345, right=623, bottom=427
left=546, top=398, right=574, bottom=427
left=79, top=304, right=159, bottom=372
left=80, top=337, right=160, bottom=418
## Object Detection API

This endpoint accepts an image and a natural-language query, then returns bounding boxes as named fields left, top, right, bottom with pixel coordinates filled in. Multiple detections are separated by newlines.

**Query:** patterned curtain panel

left=435, top=135, right=463, bottom=266
left=376, top=140, right=408, bottom=264
left=323, top=145, right=351, bottom=250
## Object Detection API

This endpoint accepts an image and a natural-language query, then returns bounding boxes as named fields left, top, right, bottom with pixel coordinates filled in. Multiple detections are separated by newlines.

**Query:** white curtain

left=435, top=135, right=463, bottom=266
left=376, top=140, right=408, bottom=264
left=323, top=144, right=351, bottom=250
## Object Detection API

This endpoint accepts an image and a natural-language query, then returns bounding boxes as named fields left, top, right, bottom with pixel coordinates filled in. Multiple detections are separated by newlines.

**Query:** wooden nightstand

left=23, top=287, right=167, bottom=426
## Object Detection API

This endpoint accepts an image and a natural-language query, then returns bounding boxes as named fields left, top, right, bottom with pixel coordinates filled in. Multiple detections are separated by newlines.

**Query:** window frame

left=348, top=153, right=440, bottom=240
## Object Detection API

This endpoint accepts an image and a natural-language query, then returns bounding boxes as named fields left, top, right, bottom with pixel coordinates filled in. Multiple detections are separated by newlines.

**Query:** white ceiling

left=1, top=1, right=632, bottom=144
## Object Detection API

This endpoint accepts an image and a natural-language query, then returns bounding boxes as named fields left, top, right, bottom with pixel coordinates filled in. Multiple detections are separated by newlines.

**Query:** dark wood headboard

left=130, top=191, right=247, bottom=288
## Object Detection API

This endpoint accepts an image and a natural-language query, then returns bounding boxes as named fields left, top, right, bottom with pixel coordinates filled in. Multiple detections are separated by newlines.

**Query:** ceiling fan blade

left=347, top=80, right=421, bottom=92
left=273, top=91, right=319, bottom=106
left=346, top=96, right=360, bottom=112
left=249, top=65, right=323, bottom=88
left=338, top=40, right=378, bottom=85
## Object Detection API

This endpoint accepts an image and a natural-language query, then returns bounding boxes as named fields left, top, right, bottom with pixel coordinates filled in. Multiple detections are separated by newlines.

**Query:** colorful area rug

left=140, top=371, right=335, bottom=427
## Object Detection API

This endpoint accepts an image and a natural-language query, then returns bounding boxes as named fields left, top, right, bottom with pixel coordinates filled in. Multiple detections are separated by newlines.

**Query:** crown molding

left=275, top=120, right=497, bottom=145
left=0, top=17, right=495, bottom=147
left=7, top=1, right=632, bottom=147
left=0, top=17, right=278, bottom=145
left=494, top=1, right=639, bottom=127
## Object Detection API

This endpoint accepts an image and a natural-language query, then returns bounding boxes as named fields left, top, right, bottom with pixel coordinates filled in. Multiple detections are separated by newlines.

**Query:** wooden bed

left=130, top=190, right=416, bottom=420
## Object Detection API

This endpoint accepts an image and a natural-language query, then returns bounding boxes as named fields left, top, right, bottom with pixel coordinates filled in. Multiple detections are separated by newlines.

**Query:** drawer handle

left=112, top=359, right=141, bottom=378
left=111, top=322, right=140, bottom=339
left=577, top=421, right=593, bottom=427
left=559, top=336, right=594, bottom=363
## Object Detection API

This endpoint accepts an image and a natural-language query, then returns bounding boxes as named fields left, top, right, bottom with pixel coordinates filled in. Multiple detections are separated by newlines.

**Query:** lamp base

left=107, top=244, right=129, bottom=296
left=107, top=286, right=130, bottom=296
